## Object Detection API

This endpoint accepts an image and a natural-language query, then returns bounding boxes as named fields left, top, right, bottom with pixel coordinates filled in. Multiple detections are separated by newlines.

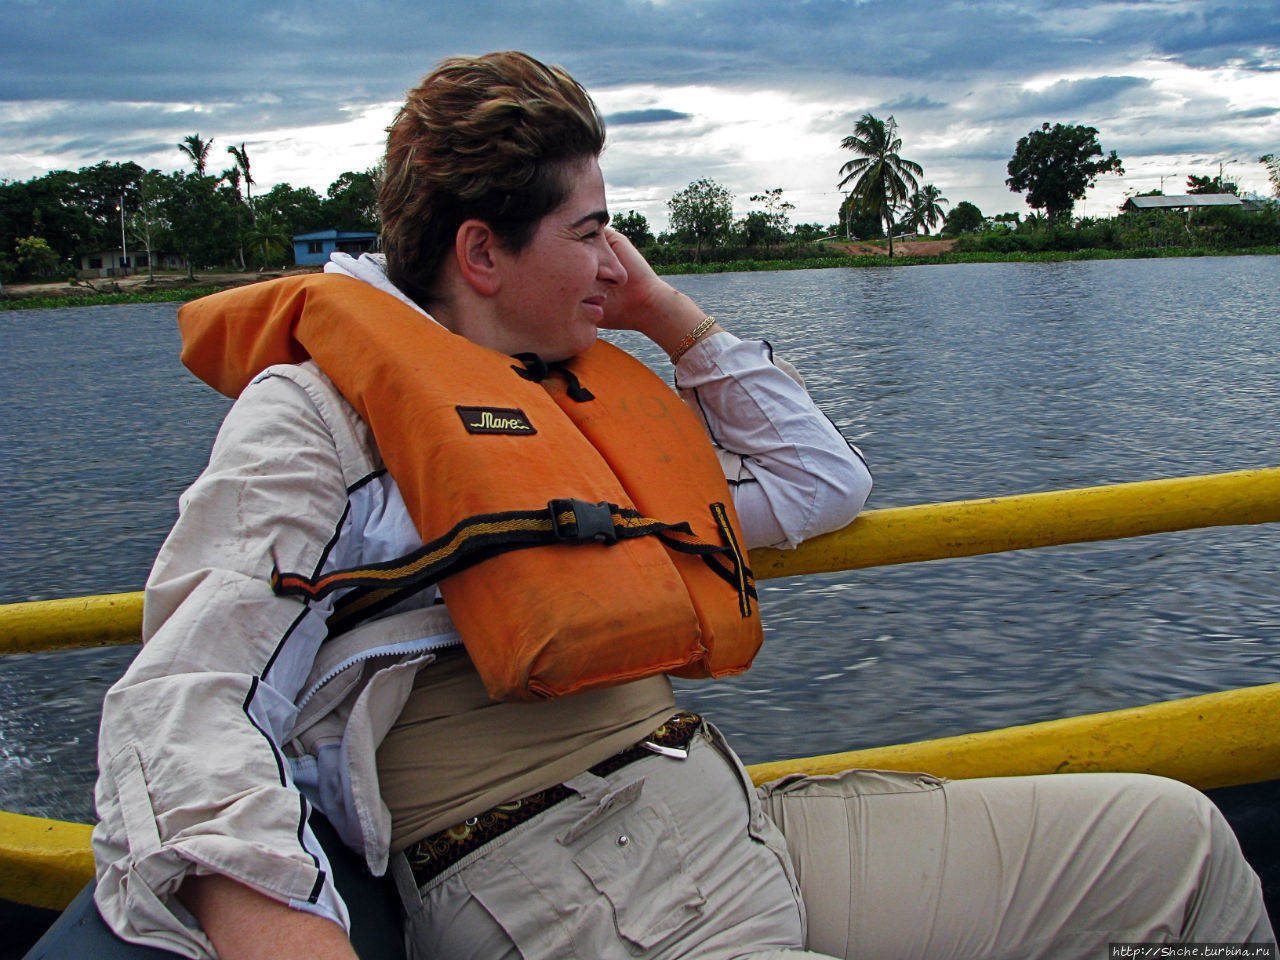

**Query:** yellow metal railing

left=750, top=465, right=1280, bottom=578
left=745, top=681, right=1280, bottom=790
left=4, top=467, right=1280, bottom=655
left=0, top=592, right=144, bottom=655
left=0, top=812, right=95, bottom=912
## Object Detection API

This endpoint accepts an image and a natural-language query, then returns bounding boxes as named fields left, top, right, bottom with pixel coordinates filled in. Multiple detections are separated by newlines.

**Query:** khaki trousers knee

left=759, top=769, right=1274, bottom=960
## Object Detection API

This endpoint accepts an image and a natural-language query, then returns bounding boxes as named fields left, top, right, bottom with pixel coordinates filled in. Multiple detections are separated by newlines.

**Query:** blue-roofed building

left=292, top=229, right=380, bottom=265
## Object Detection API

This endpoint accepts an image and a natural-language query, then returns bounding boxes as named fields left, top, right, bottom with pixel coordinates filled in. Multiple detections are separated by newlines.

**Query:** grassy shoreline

left=4, top=245, right=1277, bottom=310
left=0, top=285, right=236, bottom=311
left=653, top=243, right=1280, bottom=275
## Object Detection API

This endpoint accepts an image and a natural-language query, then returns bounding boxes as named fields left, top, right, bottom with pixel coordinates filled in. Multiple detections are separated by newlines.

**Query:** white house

left=78, top=249, right=184, bottom=278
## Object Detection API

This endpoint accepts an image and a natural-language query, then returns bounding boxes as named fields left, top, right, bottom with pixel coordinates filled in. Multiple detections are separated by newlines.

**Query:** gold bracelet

left=668, top=316, right=716, bottom=364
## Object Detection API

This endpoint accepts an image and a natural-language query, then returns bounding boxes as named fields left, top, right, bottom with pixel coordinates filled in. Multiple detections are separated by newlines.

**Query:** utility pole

left=117, top=194, right=128, bottom=277
left=1219, top=160, right=1236, bottom=193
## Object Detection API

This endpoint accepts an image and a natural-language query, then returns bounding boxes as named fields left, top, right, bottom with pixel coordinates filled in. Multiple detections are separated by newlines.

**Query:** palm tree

left=245, top=211, right=291, bottom=270
left=901, top=199, right=922, bottom=236
left=220, top=167, right=248, bottom=270
left=220, top=165, right=242, bottom=199
left=906, top=184, right=948, bottom=236
left=178, top=134, right=213, bottom=176
left=227, top=143, right=256, bottom=221
left=838, top=114, right=923, bottom=257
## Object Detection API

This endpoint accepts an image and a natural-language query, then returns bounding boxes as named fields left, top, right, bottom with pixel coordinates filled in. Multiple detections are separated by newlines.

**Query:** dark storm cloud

left=878, top=95, right=950, bottom=112
left=1136, top=0, right=1280, bottom=66
left=1232, top=106, right=1280, bottom=119
left=980, top=76, right=1155, bottom=121
left=605, top=109, right=694, bottom=125
left=6, top=1, right=1276, bottom=107
left=3, top=0, right=1277, bottom=205
left=0, top=94, right=350, bottom=171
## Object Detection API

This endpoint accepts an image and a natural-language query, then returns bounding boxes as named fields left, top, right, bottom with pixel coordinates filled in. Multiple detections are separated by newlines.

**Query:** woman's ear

left=454, top=219, right=501, bottom=296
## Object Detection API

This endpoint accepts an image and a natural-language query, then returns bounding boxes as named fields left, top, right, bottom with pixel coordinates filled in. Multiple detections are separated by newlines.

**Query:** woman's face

left=490, top=157, right=627, bottom=361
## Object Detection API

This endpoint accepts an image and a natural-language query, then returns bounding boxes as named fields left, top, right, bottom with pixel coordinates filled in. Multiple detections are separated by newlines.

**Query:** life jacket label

left=456, top=406, right=537, bottom=435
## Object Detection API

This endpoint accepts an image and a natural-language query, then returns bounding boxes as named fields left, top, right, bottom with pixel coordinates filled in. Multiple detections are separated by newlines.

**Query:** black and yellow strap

left=709, top=501, right=754, bottom=618
left=272, top=499, right=757, bottom=634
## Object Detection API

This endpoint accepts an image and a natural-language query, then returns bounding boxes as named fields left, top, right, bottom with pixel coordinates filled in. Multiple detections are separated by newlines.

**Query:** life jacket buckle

left=549, top=499, right=618, bottom=545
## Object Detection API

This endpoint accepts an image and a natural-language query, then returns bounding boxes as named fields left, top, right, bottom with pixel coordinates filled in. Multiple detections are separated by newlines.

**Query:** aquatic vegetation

left=0, top=286, right=225, bottom=311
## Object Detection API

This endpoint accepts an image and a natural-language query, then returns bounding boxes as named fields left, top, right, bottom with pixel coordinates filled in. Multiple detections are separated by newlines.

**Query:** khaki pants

left=395, top=723, right=808, bottom=959
left=759, top=768, right=1275, bottom=959
left=394, top=725, right=1274, bottom=959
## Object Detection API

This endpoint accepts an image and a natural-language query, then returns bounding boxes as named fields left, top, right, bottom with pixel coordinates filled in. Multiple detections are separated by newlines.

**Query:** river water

left=2, top=255, right=1279, bottom=823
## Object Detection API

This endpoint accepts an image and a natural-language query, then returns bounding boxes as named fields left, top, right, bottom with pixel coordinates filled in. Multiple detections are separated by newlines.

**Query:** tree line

left=5, top=122, right=1279, bottom=284
left=619, top=114, right=954, bottom=265
left=650, top=116, right=1278, bottom=264
left=1, top=137, right=379, bottom=284
left=946, top=125, right=1280, bottom=255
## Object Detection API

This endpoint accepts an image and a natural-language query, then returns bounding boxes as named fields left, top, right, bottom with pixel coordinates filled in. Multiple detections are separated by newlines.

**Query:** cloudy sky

left=4, top=0, right=1278, bottom=231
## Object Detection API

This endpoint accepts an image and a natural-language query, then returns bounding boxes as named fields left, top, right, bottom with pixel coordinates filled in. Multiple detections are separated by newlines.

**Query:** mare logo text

left=456, top=406, right=537, bottom=435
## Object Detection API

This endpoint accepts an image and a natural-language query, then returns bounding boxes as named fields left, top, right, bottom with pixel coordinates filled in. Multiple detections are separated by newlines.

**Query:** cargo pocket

left=446, top=791, right=708, bottom=959
left=569, top=800, right=707, bottom=949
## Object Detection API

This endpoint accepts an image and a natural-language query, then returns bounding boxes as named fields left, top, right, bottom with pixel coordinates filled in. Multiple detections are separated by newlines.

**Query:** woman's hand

left=601, top=229, right=725, bottom=360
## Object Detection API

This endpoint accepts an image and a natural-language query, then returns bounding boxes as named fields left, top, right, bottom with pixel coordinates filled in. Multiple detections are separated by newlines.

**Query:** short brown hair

left=380, top=51, right=606, bottom=306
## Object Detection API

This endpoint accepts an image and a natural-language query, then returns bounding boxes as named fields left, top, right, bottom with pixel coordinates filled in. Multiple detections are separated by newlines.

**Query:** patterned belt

left=405, top=711, right=703, bottom=887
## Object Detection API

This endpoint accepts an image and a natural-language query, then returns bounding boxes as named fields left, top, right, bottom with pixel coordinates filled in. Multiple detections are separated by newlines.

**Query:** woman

left=93, top=52, right=1272, bottom=960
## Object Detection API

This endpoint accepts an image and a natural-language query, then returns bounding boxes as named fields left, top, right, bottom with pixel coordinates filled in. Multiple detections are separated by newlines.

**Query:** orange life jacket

left=178, top=274, right=763, bottom=702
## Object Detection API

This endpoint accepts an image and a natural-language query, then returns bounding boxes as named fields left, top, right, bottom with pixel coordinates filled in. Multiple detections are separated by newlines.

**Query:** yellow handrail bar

left=751, top=465, right=1280, bottom=579
left=1, top=592, right=144, bottom=655
left=745, top=681, right=1280, bottom=791
left=4, top=467, right=1278, bottom=655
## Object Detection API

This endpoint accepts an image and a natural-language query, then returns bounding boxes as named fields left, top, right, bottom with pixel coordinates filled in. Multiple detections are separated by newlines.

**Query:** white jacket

left=92, top=278, right=872, bottom=958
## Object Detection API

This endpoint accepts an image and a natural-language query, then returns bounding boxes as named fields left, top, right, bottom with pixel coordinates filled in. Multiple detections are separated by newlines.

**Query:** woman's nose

left=598, top=242, right=627, bottom=286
